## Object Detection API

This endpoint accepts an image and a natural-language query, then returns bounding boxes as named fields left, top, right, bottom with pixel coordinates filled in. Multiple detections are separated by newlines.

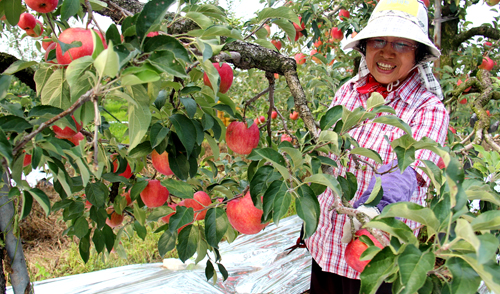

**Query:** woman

left=304, top=0, right=449, bottom=293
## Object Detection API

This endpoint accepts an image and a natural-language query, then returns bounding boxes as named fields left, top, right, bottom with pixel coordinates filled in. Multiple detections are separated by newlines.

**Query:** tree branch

left=452, top=25, right=500, bottom=48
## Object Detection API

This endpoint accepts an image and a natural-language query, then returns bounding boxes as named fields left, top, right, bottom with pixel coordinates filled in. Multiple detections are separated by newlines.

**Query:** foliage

left=0, top=0, right=499, bottom=293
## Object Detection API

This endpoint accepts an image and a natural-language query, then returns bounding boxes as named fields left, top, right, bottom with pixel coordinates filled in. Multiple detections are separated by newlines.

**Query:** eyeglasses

left=366, top=38, right=418, bottom=53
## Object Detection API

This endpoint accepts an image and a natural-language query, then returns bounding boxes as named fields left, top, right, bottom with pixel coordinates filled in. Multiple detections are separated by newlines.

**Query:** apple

left=310, top=49, right=321, bottom=64
left=122, top=189, right=133, bottom=206
left=106, top=207, right=124, bottom=228
left=271, top=110, right=278, bottom=119
left=53, top=115, right=82, bottom=139
left=226, top=191, right=268, bottom=235
left=151, top=149, right=174, bottom=176
left=264, top=24, right=271, bottom=37
left=290, top=111, right=299, bottom=120
left=449, top=126, right=456, bottom=134
left=56, top=28, right=107, bottom=65
left=67, top=132, right=85, bottom=145
left=25, top=0, right=58, bottom=13
left=160, top=203, right=178, bottom=223
left=330, top=27, right=343, bottom=42
left=351, top=31, right=358, bottom=38
left=344, top=229, right=383, bottom=272
left=226, top=121, right=260, bottom=155
left=486, top=0, right=500, bottom=6
left=295, top=53, right=306, bottom=65
left=203, top=62, right=234, bottom=94
left=271, top=39, right=282, bottom=51
left=478, top=56, right=495, bottom=71
left=487, top=110, right=491, bottom=116
left=140, top=179, right=170, bottom=208
left=292, top=17, right=305, bottom=41
left=112, top=154, right=132, bottom=179
left=23, top=153, right=32, bottom=167
left=259, top=116, right=266, bottom=123
left=25, top=20, right=44, bottom=37
left=274, top=73, right=279, bottom=79
left=459, top=98, right=467, bottom=105
left=44, top=42, right=57, bottom=63
left=437, top=158, right=446, bottom=169
left=339, top=9, right=350, bottom=21
left=180, top=191, right=212, bottom=221
left=457, top=79, right=471, bottom=92
left=484, top=41, right=493, bottom=47
left=281, top=134, right=292, bottom=142
left=146, top=31, right=159, bottom=37
left=313, top=39, right=323, bottom=48
left=17, top=13, right=37, bottom=30
left=42, top=36, right=55, bottom=51
left=254, top=118, right=260, bottom=125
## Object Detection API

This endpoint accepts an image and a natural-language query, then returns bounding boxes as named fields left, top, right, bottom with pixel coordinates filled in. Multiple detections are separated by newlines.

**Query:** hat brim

left=343, top=15, right=440, bottom=63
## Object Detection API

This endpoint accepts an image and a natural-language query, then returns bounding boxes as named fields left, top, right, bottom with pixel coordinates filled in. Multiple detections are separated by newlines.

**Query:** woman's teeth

left=377, top=62, right=395, bottom=71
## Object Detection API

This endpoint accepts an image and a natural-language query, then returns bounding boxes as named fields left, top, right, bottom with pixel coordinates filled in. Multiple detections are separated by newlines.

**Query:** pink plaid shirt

left=304, top=70, right=449, bottom=279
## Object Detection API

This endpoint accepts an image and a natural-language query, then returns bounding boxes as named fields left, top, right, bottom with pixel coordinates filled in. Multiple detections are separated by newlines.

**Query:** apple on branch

left=56, top=28, right=107, bottom=65
left=106, top=207, right=125, bottom=228
left=151, top=149, right=174, bottom=176
left=271, top=110, right=278, bottom=119
left=290, top=111, right=299, bottom=120
left=225, top=121, right=260, bottom=155
left=271, top=40, right=282, bottom=51
left=140, top=179, right=170, bottom=208
left=203, top=62, right=234, bottom=94
left=52, top=115, right=82, bottom=139
left=226, top=191, right=268, bottom=235
left=344, top=229, right=384, bottom=272
left=330, top=27, right=343, bottom=42
left=295, top=53, right=306, bottom=65
left=17, top=13, right=37, bottom=31
left=25, top=0, right=58, bottom=13
left=111, top=153, right=133, bottom=179
left=339, top=9, right=350, bottom=21
left=179, top=191, right=212, bottom=221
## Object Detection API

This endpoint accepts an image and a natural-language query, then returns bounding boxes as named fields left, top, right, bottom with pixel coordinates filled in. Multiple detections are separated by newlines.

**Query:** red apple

left=264, top=24, right=271, bottom=37
left=295, top=53, right=306, bottom=65
left=271, top=111, right=277, bottom=119
left=479, top=56, right=495, bottom=71
left=437, top=157, right=445, bottom=169
left=23, top=153, right=32, bottom=167
left=254, top=118, right=260, bottom=125
left=330, top=27, right=343, bottom=42
left=140, top=179, right=169, bottom=208
left=339, top=9, right=350, bottom=21
left=274, top=73, right=279, bottom=79
left=459, top=98, right=467, bottom=105
left=122, top=189, right=133, bottom=206
left=281, top=134, right=292, bottom=142
left=271, top=39, right=282, bottom=51
left=422, top=0, right=430, bottom=7
left=180, top=191, right=211, bottom=221
left=203, top=62, right=234, bottom=94
left=42, top=36, right=55, bottom=51
left=25, top=0, right=58, bottom=13
left=484, top=41, right=493, bottom=47
left=160, top=203, right=178, bottom=223
left=151, top=150, right=174, bottom=176
left=67, top=132, right=85, bottom=145
left=313, top=39, right=323, bottom=48
left=112, top=154, right=132, bottom=179
left=44, top=42, right=57, bottom=63
left=56, top=28, right=107, bottom=65
left=292, top=17, right=305, bottom=42
left=310, top=49, right=321, bottom=64
left=226, top=191, right=268, bottom=235
left=487, top=110, right=491, bottom=116
left=344, top=229, right=383, bottom=272
left=25, top=20, right=43, bottom=37
left=225, top=121, right=260, bottom=155
left=146, top=31, right=159, bottom=37
left=449, top=126, right=456, bottom=134
left=17, top=13, right=36, bottom=30
left=53, top=115, right=82, bottom=139
left=106, top=207, right=124, bottom=228
left=290, top=111, right=299, bottom=120
left=259, top=116, right=266, bottom=123
left=457, top=79, right=471, bottom=92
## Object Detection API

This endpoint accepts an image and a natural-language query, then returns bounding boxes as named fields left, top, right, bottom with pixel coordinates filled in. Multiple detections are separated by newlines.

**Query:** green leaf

left=180, top=97, right=197, bottom=119
left=279, top=146, right=304, bottom=168
left=28, top=188, right=51, bottom=216
left=338, top=172, right=357, bottom=201
left=177, top=225, right=199, bottom=262
left=148, top=51, right=188, bottom=78
left=251, top=148, right=289, bottom=180
left=91, top=30, right=106, bottom=59
left=34, top=67, right=54, bottom=94
left=133, top=202, right=146, bottom=226
left=379, top=202, right=439, bottom=237
left=126, top=85, right=152, bottom=150
left=257, top=7, right=300, bottom=24
left=471, top=210, right=500, bottom=231
left=0, top=115, right=31, bottom=133
left=61, top=0, right=80, bottom=21
left=79, top=231, right=91, bottom=263
left=133, top=221, right=147, bottom=241
left=158, top=229, right=176, bottom=257
left=359, top=247, right=397, bottom=294
left=169, top=114, right=197, bottom=158
left=143, top=36, right=190, bottom=62
left=398, top=245, right=435, bottom=294
left=446, top=257, right=482, bottom=294
left=273, top=19, right=296, bottom=43
left=65, top=56, right=93, bottom=89
left=253, top=39, right=276, bottom=51
left=303, top=174, right=342, bottom=196
left=455, top=254, right=500, bottom=294
left=455, top=218, right=480, bottom=254
left=135, top=0, right=175, bottom=39
left=169, top=206, right=194, bottom=233
left=2, top=60, right=37, bottom=75
left=364, top=177, right=383, bottom=206
left=85, top=182, right=108, bottom=208
left=0, top=75, right=12, bottom=100
left=150, top=122, right=169, bottom=149
left=73, top=217, right=89, bottom=239
left=372, top=115, right=412, bottom=135
left=350, top=147, right=383, bottom=164
left=0, top=129, right=12, bottom=165
left=394, top=146, right=415, bottom=172
left=296, top=184, right=320, bottom=238
left=262, top=180, right=291, bottom=225
left=92, top=229, right=105, bottom=254
left=21, top=191, right=33, bottom=220
left=366, top=92, right=385, bottom=110
left=249, top=165, right=276, bottom=206
left=205, top=207, right=228, bottom=248
left=366, top=218, right=418, bottom=245
left=185, top=12, right=213, bottom=29
left=4, top=0, right=22, bottom=27
left=201, top=26, right=243, bottom=40
left=106, top=24, right=121, bottom=45
left=320, top=105, right=343, bottom=130
left=94, top=42, right=120, bottom=78
left=217, top=263, right=228, bottom=281
left=162, top=179, right=194, bottom=199
left=121, top=70, right=160, bottom=86
left=41, top=69, right=71, bottom=110
left=205, top=259, right=215, bottom=281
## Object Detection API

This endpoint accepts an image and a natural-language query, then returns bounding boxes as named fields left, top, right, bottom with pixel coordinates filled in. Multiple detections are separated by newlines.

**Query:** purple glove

left=354, top=161, right=417, bottom=212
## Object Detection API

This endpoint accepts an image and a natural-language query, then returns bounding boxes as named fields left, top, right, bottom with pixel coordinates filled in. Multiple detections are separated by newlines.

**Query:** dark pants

left=310, top=259, right=392, bottom=294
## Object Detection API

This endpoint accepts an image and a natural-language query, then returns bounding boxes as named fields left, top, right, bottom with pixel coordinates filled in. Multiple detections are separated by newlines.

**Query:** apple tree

left=0, top=0, right=499, bottom=293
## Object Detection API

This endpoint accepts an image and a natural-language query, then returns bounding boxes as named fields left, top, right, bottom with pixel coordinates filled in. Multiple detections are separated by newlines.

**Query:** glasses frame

left=366, top=38, right=418, bottom=54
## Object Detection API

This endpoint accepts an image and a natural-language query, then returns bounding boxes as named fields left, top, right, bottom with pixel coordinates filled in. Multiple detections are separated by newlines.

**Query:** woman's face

left=365, top=37, right=417, bottom=85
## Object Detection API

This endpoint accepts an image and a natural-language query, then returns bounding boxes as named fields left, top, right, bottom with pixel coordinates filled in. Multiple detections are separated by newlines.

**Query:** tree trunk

left=0, top=242, right=6, bottom=294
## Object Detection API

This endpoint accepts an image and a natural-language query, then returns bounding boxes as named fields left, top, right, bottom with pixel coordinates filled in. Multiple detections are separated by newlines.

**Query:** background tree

left=0, top=0, right=499, bottom=293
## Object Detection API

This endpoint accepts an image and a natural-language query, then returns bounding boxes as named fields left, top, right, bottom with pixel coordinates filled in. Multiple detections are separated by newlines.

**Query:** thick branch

left=0, top=53, right=36, bottom=92
left=452, top=25, right=500, bottom=48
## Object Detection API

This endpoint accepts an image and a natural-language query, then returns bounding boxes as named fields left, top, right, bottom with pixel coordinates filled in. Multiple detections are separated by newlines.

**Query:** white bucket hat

left=343, top=0, right=440, bottom=63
